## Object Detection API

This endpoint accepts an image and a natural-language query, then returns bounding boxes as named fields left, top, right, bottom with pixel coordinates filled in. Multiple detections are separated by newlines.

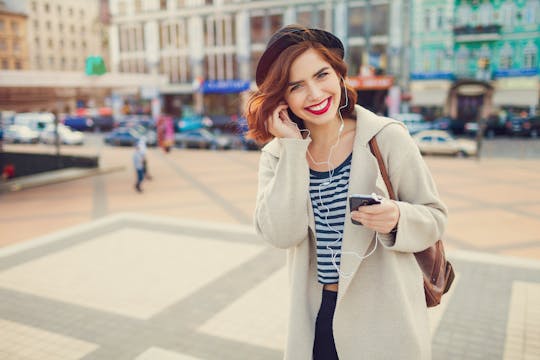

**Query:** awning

left=410, top=80, right=451, bottom=106
left=493, top=89, right=539, bottom=106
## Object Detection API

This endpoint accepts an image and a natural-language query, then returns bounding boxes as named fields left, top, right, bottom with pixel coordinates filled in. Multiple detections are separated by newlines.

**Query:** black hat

left=255, top=25, right=344, bottom=86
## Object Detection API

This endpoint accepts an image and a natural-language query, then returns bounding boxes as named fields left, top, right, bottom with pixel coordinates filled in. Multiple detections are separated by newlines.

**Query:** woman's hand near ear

left=267, top=104, right=303, bottom=139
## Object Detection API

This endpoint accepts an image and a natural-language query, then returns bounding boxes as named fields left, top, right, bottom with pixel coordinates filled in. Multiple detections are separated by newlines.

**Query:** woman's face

left=284, top=48, right=342, bottom=127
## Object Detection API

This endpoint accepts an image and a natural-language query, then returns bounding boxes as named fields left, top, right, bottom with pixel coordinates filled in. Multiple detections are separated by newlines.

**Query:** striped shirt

left=309, top=153, right=352, bottom=284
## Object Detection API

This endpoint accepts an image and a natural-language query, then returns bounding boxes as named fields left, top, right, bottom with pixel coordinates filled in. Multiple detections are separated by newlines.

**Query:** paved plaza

left=1, top=142, right=540, bottom=359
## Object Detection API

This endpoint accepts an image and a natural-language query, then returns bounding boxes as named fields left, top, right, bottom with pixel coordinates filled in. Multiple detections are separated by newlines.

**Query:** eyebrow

left=288, top=67, right=330, bottom=87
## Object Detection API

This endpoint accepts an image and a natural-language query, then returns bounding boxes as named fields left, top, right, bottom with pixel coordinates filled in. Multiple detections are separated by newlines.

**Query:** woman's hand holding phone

left=267, top=103, right=302, bottom=139
left=350, top=195, right=400, bottom=234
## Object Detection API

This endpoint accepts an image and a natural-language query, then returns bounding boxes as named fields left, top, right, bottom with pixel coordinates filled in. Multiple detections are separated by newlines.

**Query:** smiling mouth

left=305, top=97, right=332, bottom=115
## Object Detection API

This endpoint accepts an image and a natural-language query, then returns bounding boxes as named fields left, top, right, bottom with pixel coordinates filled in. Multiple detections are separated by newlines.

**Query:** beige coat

left=254, top=105, right=447, bottom=359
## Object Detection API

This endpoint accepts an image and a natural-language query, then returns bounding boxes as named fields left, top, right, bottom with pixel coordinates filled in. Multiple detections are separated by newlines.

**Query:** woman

left=246, top=25, right=447, bottom=359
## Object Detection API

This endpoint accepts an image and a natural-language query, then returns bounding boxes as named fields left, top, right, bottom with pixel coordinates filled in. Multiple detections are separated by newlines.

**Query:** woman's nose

left=306, top=83, right=323, bottom=101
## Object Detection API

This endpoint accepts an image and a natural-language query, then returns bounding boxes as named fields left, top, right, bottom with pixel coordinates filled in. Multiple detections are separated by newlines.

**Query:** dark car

left=464, top=116, right=509, bottom=138
left=104, top=127, right=157, bottom=146
left=507, top=116, right=540, bottom=138
left=91, top=115, right=114, bottom=132
left=175, top=128, right=233, bottom=150
left=63, top=115, right=94, bottom=131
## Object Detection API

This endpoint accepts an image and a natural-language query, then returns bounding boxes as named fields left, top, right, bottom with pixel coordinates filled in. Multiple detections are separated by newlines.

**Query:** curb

left=0, top=165, right=125, bottom=193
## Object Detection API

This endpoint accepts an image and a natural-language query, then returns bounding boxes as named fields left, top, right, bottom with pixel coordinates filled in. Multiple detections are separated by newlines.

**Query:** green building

left=410, top=0, right=539, bottom=123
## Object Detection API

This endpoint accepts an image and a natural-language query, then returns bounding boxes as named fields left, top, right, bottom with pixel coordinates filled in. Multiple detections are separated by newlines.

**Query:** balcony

left=453, top=24, right=502, bottom=42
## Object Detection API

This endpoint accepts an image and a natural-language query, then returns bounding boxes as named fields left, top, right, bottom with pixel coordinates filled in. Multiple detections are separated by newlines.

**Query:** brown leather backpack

left=369, top=137, right=455, bottom=307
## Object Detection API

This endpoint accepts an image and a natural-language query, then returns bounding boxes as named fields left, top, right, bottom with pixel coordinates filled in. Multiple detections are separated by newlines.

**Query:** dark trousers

left=313, top=289, right=339, bottom=360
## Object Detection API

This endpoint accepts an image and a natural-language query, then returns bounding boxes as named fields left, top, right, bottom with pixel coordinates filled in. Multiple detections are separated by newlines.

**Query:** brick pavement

left=1, top=144, right=540, bottom=359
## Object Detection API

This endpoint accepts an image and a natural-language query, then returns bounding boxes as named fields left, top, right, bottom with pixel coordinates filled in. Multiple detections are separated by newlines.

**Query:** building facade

left=411, top=0, right=540, bottom=122
left=0, top=2, right=29, bottom=70
left=5, top=0, right=107, bottom=72
left=109, top=0, right=401, bottom=117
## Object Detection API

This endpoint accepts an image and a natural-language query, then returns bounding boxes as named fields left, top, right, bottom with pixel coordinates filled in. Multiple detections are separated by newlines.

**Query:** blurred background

left=0, top=0, right=539, bottom=158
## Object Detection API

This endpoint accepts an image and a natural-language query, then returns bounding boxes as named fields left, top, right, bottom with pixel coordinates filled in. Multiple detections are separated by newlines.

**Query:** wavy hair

left=245, top=41, right=357, bottom=144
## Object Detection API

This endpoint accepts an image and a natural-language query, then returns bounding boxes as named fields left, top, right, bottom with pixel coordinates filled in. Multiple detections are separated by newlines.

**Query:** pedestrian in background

left=246, top=25, right=447, bottom=359
left=133, top=143, right=144, bottom=193
left=137, top=136, right=152, bottom=180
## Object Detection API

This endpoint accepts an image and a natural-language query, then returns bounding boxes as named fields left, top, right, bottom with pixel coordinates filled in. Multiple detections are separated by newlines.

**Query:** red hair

left=245, top=41, right=357, bottom=144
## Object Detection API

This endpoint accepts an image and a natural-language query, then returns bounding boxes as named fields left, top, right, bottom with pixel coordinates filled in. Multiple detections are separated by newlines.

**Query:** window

left=33, top=20, right=39, bottom=28
left=250, top=16, right=265, bottom=43
left=35, top=37, right=39, bottom=46
left=436, top=8, right=444, bottom=30
left=69, top=8, right=73, bottom=16
left=270, top=14, right=282, bottom=35
left=523, top=0, right=540, bottom=25
left=524, top=41, right=538, bottom=68
left=49, top=56, right=54, bottom=66
left=59, top=23, right=63, bottom=31
left=478, top=2, right=494, bottom=26
left=297, top=9, right=313, bottom=28
left=161, top=0, right=168, bottom=10
left=499, top=42, right=513, bottom=69
left=48, top=38, right=53, bottom=48
left=1, top=59, right=8, bottom=69
left=82, top=40, right=87, bottom=49
left=0, top=20, right=4, bottom=31
left=13, top=40, right=20, bottom=52
left=0, top=39, right=6, bottom=50
left=371, top=4, right=389, bottom=36
left=80, top=9, right=84, bottom=18
left=57, top=5, right=62, bottom=14
left=456, top=4, right=472, bottom=27
left=424, top=9, right=431, bottom=31
left=32, top=1, right=37, bottom=11
left=500, top=1, right=517, bottom=28
left=15, top=61, right=22, bottom=69
left=11, top=22, right=19, bottom=34
left=46, top=21, right=51, bottom=30
left=135, top=0, right=142, bottom=12
left=348, top=7, right=365, bottom=37
left=44, top=3, right=50, bottom=12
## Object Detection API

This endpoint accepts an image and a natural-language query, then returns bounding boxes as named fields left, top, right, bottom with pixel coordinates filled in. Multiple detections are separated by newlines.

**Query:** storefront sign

left=201, top=80, right=251, bottom=94
left=496, top=77, right=538, bottom=90
left=410, top=72, right=454, bottom=80
left=494, top=68, right=538, bottom=78
left=347, top=76, right=393, bottom=90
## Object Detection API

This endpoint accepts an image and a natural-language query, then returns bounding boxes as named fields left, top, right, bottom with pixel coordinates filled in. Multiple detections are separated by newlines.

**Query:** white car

left=40, top=124, right=85, bottom=145
left=3, top=125, right=40, bottom=144
left=413, top=130, right=477, bottom=157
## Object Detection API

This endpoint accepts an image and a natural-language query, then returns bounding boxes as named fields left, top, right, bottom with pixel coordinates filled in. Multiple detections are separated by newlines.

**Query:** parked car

left=104, top=127, right=156, bottom=147
left=507, top=115, right=540, bottom=138
left=2, top=125, right=40, bottom=144
left=464, top=116, right=509, bottom=138
left=13, top=112, right=55, bottom=132
left=394, top=113, right=431, bottom=134
left=413, top=130, right=477, bottom=157
left=175, top=106, right=213, bottom=132
left=175, top=128, right=233, bottom=150
left=63, top=115, right=95, bottom=131
left=40, top=124, right=84, bottom=145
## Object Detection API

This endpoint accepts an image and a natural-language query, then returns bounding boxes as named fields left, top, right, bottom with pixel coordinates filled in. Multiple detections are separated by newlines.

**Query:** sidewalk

left=1, top=213, right=539, bottom=360
left=0, top=165, right=124, bottom=194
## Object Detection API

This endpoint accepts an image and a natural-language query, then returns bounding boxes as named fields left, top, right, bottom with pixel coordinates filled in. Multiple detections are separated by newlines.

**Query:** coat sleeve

left=376, top=125, right=448, bottom=253
left=254, top=138, right=312, bottom=249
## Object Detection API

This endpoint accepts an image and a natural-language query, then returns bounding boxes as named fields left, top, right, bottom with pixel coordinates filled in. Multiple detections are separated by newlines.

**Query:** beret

left=255, top=24, right=344, bottom=86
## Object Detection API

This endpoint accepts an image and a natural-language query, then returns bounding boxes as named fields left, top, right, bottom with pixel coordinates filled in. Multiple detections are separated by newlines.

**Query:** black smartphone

left=349, top=194, right=382, bottom=225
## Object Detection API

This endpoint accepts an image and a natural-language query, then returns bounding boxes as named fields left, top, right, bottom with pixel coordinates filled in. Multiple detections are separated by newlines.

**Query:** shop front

left=347, top=75, right=393, bottom=115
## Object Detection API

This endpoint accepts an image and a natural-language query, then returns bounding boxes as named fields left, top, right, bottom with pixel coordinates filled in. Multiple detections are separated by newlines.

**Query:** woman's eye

left=290, top=84, right=301, bottom=92
left=317, top=72, right=329, bottom=79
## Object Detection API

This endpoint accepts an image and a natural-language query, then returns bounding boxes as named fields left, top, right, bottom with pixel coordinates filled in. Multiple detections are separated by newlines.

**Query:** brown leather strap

left=368, top=137, right=396, bottom=200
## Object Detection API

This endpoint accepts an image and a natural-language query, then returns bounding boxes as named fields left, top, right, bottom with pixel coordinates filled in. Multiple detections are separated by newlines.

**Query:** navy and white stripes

left=309, top=153, right=352, bottom=284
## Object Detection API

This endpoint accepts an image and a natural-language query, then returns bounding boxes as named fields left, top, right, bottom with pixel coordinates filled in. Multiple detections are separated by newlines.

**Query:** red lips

left=305, top=97, right=332, bottom=115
